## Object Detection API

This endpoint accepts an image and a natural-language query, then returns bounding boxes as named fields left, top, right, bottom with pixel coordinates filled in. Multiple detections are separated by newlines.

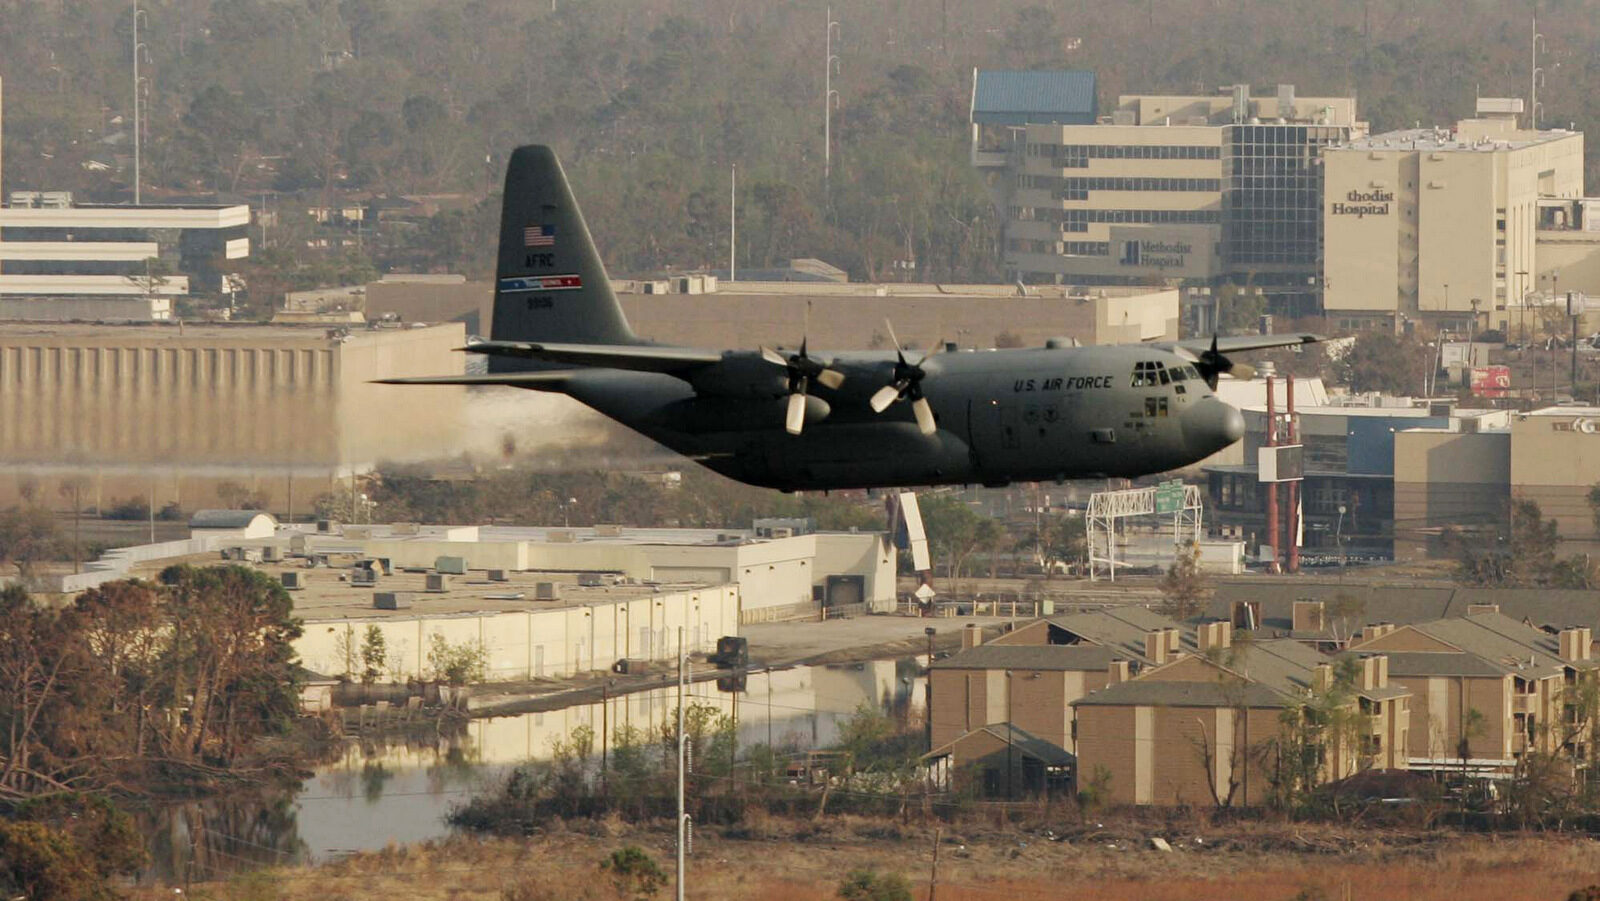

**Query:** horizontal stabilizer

left=460, top=340, right=721, bottom=373
left=372, top=371, right=578, bottom=390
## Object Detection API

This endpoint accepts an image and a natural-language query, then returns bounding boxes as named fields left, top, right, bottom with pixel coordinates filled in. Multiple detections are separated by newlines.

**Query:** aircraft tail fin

left=490, top=146, right=638, bottom=370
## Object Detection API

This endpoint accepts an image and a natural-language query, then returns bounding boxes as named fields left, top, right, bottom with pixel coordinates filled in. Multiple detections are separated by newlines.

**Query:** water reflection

left=138, top=659, right=923, bottom=881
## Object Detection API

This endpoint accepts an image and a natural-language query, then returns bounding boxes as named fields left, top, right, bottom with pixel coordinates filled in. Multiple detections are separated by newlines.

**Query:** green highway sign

left=1154, top=479, right=1185, bottom=514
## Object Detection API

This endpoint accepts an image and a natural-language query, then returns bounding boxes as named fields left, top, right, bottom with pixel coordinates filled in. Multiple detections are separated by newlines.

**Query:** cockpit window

left=1185, top=364, right=1202, bottom=381
left=1132, top=360, right=1168, bottom=388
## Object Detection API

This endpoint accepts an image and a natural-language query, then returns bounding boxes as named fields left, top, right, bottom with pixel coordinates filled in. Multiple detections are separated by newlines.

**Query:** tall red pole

left=1287, top=376, right=1299, bottom=574
left=1266, top=375, right=1279, bottom=574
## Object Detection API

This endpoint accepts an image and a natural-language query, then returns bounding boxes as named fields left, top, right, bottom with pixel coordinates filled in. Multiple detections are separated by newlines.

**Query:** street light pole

left=824, top=7, right=841, bottom=201
left=132, top=1, right=147, bottom=204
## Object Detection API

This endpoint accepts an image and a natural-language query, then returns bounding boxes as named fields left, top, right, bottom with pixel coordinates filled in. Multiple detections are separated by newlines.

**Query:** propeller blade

left=882, top=317, right=903, bottom=353
left=1229, top=361, right=1256, bottom=381
left=785, top=391, right=807, bottom=435
left=815, top=367, right=845, bottom=390
left=912, top=396, right=937, bottom=435
left=760, top=346, right=787, bottom=367
left=870, top=384, right=902, bottom=413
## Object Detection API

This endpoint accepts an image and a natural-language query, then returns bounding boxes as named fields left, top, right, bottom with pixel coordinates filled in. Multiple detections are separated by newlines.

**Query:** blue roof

left=972, top=70, right=1097, bottom=126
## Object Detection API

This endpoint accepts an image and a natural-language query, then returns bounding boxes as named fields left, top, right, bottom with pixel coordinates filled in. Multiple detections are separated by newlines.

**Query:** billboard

left=1258, top=444, right=1304, bottom=482
left=1470, top=365, right=1511, bottom=398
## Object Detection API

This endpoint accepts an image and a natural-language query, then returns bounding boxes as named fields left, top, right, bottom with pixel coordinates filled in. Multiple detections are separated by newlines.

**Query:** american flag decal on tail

left=523, top=224, right=556, bottom=247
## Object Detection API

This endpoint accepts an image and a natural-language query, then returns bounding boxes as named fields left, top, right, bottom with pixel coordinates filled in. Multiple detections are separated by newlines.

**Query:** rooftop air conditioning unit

left=425, top=573, right=450, bottom=592
left=374, top=591, right=414, bottom=610
left=578, top=573, right=604, bottom=587
left=281, top=572, right=305, bottom=591
left=535, top=582, right=557, bottom=600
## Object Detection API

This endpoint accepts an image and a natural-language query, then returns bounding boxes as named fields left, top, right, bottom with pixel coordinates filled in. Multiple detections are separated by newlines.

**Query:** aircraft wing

left=1169, top=333, right=1322, bottom=355
left=460, top=340, right=722, bottom=374
left=372, top=371, right=577, bottom=390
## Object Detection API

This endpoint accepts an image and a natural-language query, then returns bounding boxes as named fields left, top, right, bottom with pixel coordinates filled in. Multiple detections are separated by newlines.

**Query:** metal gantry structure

left=1085, top=482, right=1203, bottom=582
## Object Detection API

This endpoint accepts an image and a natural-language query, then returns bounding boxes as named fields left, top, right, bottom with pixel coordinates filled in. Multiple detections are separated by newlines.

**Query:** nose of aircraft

left=1183, top=397, right=1245, bottom=451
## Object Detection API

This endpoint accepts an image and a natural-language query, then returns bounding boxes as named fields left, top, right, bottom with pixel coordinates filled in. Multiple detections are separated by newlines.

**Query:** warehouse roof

left=971, top=70, right=1097, bottom=126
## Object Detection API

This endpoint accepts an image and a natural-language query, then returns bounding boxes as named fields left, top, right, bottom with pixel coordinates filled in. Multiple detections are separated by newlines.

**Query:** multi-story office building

left=0, top=79, right=252, bottom=321
left=0, top=192, right=251, bottom=320
left=974, top=75, right=1361, bottom=315
left=1323, top=99, right=1584, bottom=332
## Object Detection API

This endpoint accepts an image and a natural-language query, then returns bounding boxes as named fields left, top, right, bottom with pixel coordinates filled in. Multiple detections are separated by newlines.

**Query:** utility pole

left=924, top=627, right=936, bottom=750
left=676, top=626, right=687, bottom=901
left=1266, top=375, right=1279, bottom=573
left=824, top=7, right=841, bottom=201
left=1531, top=16, right=1544, bottom=130
left=1005, top=669, right=1014, bottom=800
left=1286, top=376, right=1299, bottom=574
left=132, top=0, right=147, bottom=204
left=729, top=163, right=737, bottom=282
left=1571, top=291, right=1581, bottom=394
left=601, top=680, right=610, bottom=795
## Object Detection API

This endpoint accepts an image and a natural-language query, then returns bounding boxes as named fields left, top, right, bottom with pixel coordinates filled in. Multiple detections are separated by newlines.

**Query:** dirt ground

left=133, top=815, right=1600, bottom=901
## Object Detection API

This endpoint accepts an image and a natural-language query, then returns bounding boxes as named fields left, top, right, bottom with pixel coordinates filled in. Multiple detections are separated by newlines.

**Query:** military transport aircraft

left=380, top=145, right=1318, bottom=492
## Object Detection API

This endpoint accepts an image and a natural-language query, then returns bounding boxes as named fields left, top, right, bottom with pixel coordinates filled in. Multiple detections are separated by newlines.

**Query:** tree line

left=7, top=0, right=1600, bottom=299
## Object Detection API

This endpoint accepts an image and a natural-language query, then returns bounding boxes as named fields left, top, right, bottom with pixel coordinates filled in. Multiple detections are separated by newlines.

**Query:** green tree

left=601, top=845, right=668, bottom=899
left=920, top=497, right=992, bottom=594
left=1158, top=541, right=1211, bottom=620
left=426, top=632, right=488, bottom=685
left=1215, top=283, right=1267, bottom=336
left=1457, top=499, right=1561, bottom=587
left=1335, top=330, right=1431, bottom=396
left=359, top=624, right=388, bottom=684
left=159, top=565, right=304, bottom=763
left=0, top=506, right=60, bottom=579
left=837, top=868, right=913, bottom=901
left=0, top=796, right=142, bottom=901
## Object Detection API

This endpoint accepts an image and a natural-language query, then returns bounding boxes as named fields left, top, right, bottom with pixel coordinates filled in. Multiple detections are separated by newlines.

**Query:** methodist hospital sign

left=1331, top=189, right=1393, bottom=218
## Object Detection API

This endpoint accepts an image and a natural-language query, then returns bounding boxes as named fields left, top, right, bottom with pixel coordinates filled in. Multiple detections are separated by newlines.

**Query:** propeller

left=1178, top=334, right=1255, bottom=390
left=869, top=318, right=942, bottom=436
left=760, top=304, right=844, bottom=436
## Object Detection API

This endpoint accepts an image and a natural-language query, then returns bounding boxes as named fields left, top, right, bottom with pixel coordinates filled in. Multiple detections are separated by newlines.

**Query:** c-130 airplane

left=382, top=145, right=1318, bottom=491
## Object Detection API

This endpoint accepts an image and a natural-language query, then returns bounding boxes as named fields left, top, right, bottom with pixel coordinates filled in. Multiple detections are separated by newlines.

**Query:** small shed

left=190, top=509, right=279, bottom=540
left=923, top=723, right=1075, bottom=798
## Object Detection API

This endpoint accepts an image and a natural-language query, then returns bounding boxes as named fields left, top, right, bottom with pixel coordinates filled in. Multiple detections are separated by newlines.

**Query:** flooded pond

left=139, top=658, right=924, bottom=883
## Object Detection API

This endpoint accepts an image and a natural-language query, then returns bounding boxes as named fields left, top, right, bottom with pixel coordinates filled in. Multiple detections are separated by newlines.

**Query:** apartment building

left=1348, top=612, right=1597, bottom=772
left=1073, top=636, right=1408, bottom=807
left=1323, top=99, right=1584, bottom=331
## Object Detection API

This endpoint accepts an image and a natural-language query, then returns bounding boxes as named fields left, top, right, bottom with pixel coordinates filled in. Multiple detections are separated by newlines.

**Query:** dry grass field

left=130, top=813, right=1600, bottom=901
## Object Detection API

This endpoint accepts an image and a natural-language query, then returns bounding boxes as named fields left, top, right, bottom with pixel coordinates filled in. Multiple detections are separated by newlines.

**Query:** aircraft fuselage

left=561, top=343, right=1242, bottom=491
